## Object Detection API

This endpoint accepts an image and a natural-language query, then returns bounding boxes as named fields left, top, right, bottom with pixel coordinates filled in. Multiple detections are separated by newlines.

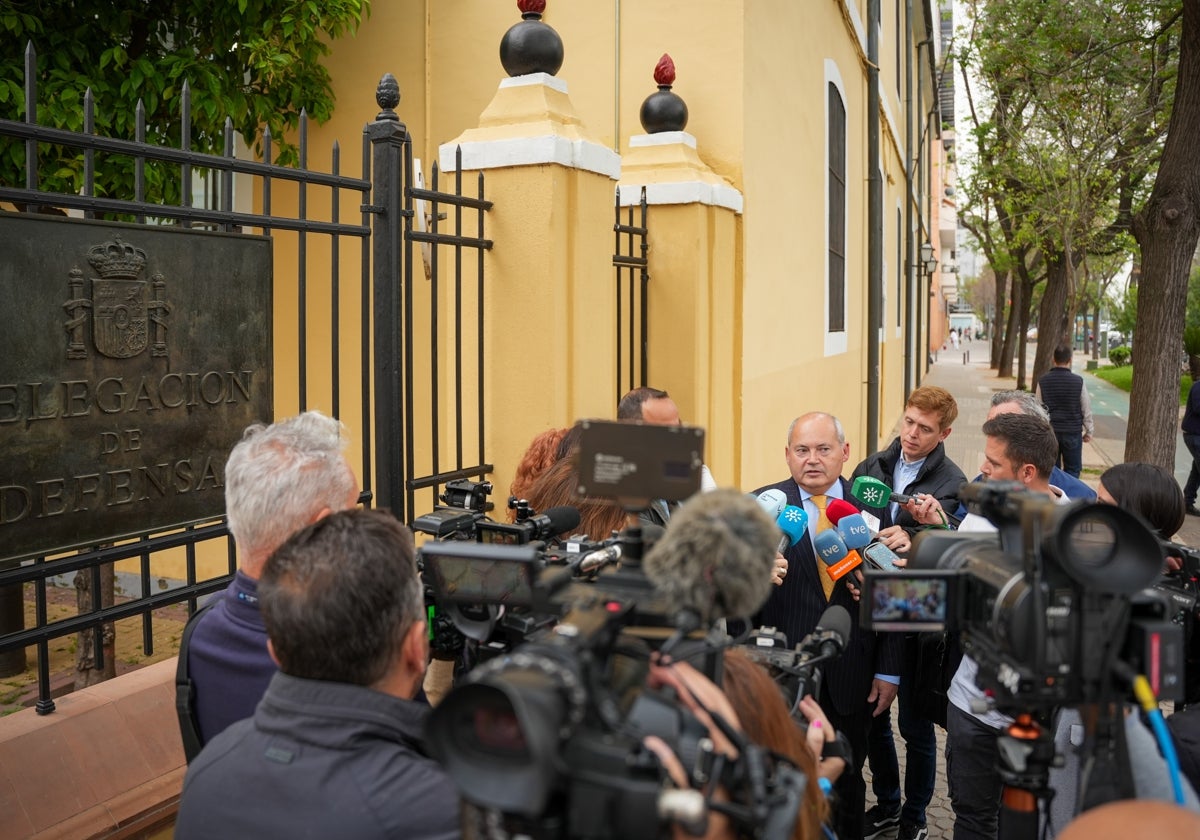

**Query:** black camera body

left=859, top=482, right=1185, bottom=713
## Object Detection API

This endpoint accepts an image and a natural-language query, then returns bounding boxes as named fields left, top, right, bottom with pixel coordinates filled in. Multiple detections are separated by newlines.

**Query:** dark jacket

left=175, top=672, right=461, bottom=840
left=186, top=570, right=276, bottom=744
left=850, top=439, right=966, bottom=534
left=1038, top=366, right=1085, bottom=436
left=751, top=477, right=902, bottom=718
left=1184, top=380, right=1200, bottom=436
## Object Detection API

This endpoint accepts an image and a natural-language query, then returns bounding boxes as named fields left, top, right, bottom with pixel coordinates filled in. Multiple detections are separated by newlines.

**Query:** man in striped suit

left=754, top=411, right=902, bottom=840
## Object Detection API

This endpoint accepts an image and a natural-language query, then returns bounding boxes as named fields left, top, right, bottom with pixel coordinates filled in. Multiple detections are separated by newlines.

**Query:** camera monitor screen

left=864, top=572, right=952, bottom=632
left=574, top=419, right=705, bottom=504
left=420, top=542, right=540, bottom=607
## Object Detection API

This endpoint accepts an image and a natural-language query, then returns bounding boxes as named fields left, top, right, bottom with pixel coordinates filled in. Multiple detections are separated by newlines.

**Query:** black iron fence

left=0, top=47, right=491, bottom=713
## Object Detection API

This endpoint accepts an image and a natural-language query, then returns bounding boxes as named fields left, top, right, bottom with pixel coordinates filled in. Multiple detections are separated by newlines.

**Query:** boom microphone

left=643, top=488, right=779, bottom=626
left=812, top=529, right=862, bottom=581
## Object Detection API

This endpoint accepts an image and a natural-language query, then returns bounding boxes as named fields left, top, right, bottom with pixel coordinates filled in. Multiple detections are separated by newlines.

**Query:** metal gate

left=0, top=50, right=491, bottom=713
left=613, top=186, right=649, bottom=405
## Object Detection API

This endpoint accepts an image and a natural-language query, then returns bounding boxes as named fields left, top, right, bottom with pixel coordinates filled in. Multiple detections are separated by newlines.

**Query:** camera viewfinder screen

left=869, top=576, right=948, bottom=631
left=423, top=545, right=536, bottom=607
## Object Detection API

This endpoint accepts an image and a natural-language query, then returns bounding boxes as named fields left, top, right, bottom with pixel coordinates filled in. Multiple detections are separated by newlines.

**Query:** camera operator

left=645, top=654, right=842, bottom=840
left=1041, top=460, right=1200, bottom=834
left=175, top=508, right=459, bottom=840
left=720, top=649, right=845, bottom=840
left=940, top=412, right=1071, bottom=840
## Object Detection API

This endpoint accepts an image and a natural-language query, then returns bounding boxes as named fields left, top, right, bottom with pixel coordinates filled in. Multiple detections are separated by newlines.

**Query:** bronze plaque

left=0, top=213, right=273, bottom=564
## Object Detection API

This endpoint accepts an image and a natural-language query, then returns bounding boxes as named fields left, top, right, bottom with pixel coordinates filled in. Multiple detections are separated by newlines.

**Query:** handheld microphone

left=851, top=475, right=918, bottom=507
left=643, top=488, right=779, bottom=627
left=754, top=488, right=788, bottom=520
left=774, top=505, right=809, bottom=555
left=812, top=529, right=862, bottom=581
left=824, top=498, right=861, bottom=526
left=836, top=514, right=872, bottom=553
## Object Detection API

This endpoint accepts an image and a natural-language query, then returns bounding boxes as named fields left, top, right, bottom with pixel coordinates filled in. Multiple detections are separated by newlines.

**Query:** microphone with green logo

left=850, top=476, right=948, bottom=527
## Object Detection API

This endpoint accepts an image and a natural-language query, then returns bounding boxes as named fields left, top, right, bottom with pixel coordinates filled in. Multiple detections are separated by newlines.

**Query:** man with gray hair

left=181, top=411, right=360, bottom=753
left=987, top=390, right=1094, bottom=500
left=176, top=508, right=459, bottom=839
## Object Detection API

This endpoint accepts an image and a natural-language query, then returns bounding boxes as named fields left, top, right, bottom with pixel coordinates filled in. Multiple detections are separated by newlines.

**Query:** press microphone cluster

left=827, top=497, right=902, bottom=571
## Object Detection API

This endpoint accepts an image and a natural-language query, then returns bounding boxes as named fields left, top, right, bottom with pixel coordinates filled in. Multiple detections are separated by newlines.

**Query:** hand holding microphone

left=826, top=496, right=905, bottom=568
left=850, top=475, right=949, bottom=527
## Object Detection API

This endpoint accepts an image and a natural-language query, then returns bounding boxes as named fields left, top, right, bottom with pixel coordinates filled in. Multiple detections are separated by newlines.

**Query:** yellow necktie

left=811, top=494, right=836, bottom=600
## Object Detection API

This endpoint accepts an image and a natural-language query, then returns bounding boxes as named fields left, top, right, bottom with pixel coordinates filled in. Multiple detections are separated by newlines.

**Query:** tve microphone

left=754, top=488, right=788, bottom=520
left=774, top=505, right=809, bottom=554
left=836, top=514, right=873, bottom=554
left=813, top=529, right=862, bottom=581
left=851, top=475, right=917, bottom=507
left=644, top=488, right=779, bottom=625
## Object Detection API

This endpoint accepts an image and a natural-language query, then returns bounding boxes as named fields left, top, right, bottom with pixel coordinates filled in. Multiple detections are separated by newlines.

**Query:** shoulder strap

left=175, top=598, right=218, bottom=763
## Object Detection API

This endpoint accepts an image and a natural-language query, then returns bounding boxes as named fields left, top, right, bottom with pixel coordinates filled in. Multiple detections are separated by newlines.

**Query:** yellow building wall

left=240, top=0, right=942, bottom=524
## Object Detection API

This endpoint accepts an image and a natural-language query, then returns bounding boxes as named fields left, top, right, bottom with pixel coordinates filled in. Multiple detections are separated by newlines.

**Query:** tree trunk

left=74, top=564, right=116, bottom=689
left=1092, top=301, right=1101, bottom=361
left=1033, top=253, right=1075, bottom=385
left=991, top=269, right=1009, bottom=369
left=1126, top=0, right=1200, bottom=470
left=1017, top=279, right=1036, bottom=389
left=999, top=277, right=1021, bottom=379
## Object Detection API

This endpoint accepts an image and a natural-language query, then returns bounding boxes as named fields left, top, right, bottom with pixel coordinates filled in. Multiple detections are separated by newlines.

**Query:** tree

left=0, top=1, right=369, bottom=206
left=1127, top=0, right=1200, bottom=469
left=959, top=0, right=1179, bottom=385
left=0, top=0, right=368, bottom=684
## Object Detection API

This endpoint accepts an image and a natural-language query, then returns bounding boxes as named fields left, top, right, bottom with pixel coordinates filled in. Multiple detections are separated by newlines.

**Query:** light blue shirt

left=890, top=454, right=925, bottom=521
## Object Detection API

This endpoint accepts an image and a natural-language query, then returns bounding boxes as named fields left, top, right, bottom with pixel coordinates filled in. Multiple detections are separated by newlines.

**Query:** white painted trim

left=629, top=131, right=698, bottom=149
left=499, top=72, right=569, bottom=94
left=824, top=58, right=849, bottom=358
left=843, top=0, right=868, bottom=57
left=440, top=136, right=621, bottom=179
left=616, top=181, right=744, bottom=213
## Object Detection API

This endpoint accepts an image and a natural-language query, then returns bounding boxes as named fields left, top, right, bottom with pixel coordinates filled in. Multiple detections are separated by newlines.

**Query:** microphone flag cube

left=850, top=475, right=893, bottom=508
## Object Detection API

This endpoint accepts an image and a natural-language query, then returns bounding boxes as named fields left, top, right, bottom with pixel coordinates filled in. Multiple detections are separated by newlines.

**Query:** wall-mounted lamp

left=916, top=242, right=938, bottom=278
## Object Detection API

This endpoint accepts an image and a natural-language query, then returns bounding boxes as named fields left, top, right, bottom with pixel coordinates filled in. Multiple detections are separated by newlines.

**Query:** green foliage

left=1093, top=364, right=1190, bottom=406
left=1108, top=345, right=1132, bottom=367
left=1188, top=264, right=1200, bottom=334
left=958, top=0, right=1179, bottom=358
left=0, top=1, right=369, bottom=204
left=1185, top=325, right=1200, bottom=359
left=1112, top=283, right=1138, bottom=338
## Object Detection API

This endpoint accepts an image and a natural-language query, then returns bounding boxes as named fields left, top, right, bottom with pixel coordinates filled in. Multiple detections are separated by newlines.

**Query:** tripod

left=996, top=703, right=1135, bottom=840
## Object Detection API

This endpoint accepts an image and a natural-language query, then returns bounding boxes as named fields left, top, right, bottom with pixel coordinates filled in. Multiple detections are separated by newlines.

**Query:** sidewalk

left=862, top=339, right=1199, bottom=839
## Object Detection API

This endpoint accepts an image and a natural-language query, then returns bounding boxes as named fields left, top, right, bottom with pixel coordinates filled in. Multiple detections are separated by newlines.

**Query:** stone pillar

left=617, top=127, right=743, bottom=489
left=440, top=70, right=620, bottom=495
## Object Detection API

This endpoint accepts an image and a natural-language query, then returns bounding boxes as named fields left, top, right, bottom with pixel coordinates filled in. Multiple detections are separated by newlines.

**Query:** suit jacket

left=752, top=476, right=902, bottom=717
left=850, top=438, right=966, bottom=533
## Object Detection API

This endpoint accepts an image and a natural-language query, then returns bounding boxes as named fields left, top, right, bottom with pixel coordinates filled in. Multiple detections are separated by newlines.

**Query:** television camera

left=423, top=422, right=815, bottom=840
left=858, top=481, right=1187, bottom=831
